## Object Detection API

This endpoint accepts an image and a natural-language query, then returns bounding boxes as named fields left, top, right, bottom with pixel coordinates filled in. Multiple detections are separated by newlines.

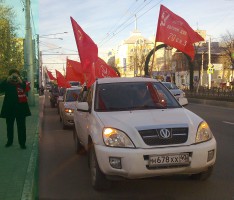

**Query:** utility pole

left=208, top=36, right=212, bottom=89
left=200, top=52, right=204, bottom=86
left=24, top=0, right=35, bottom=105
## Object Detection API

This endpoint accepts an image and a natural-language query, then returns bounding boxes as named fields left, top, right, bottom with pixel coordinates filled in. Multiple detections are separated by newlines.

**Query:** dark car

left=49, top=85, right=59, bottom=108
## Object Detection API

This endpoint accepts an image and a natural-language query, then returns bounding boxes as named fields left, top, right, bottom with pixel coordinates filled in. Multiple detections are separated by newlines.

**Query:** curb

left=21, top=95, right=45, bottom=200
left=21, top=128, right=39, bottom=200
left=188, top=98, right=234, bottom=109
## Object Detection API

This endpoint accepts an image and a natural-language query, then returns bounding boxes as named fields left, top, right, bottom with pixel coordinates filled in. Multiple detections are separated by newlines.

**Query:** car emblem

left=159, top=128, right=171, bottom=139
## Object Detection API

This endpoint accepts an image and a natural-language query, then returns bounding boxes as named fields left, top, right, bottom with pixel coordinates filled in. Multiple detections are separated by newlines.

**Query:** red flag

left=66, top=59, right=85, bottom=84
left=86, top=57, right=119, bottom=88
left=70, top=17, right=98, bottom=73
left=156, top=5, right=204, bottom=60
left=55, top=70, right=71, bottom=88
left=95, top=57, right=119, bottom=78
left=46, top=69, right=56, bottom=81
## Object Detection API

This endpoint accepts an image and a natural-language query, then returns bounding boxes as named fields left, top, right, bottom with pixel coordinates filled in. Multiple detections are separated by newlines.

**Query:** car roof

left=96, top=77, right=159, bottom=84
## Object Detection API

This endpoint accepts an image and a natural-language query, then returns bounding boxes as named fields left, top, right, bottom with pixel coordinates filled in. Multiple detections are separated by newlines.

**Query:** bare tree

left=220, top=31, right=234, bottom=82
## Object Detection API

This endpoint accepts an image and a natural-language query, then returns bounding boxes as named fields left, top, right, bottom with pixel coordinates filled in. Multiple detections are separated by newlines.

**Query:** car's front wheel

left=89, top=144, right=111, bottom=190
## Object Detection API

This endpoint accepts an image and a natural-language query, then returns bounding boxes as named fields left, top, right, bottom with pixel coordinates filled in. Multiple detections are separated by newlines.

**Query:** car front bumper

left=94, top=137, right=216, bottom=179
left=63, top=113, right=74, bottom=126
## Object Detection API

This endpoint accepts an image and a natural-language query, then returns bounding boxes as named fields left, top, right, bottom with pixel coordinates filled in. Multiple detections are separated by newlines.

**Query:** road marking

left=223, top=121, right=234, bottom=125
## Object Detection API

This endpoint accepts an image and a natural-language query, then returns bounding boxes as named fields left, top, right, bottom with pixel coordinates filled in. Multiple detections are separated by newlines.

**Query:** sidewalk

left=0, top=94, right=44, bottom=200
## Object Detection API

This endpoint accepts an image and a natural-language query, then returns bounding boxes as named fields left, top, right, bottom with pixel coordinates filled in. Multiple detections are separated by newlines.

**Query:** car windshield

left=65, top=89, right=81, bottom=102
left=69, top=81, right=80, bottom=87
left=163, top=82, right=179, bottom=90
left=95, top=82, right=180, bottom=112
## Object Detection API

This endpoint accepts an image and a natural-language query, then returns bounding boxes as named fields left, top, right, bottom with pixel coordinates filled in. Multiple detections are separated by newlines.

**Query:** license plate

left=149, top=153, right=189, bottom=167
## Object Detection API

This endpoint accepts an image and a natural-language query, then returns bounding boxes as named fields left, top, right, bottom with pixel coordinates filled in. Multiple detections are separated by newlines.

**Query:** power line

left=99, top=0, right=157, bottom=47
left=98, top=0, right=139, bottom=45
left=100, top=0, right=163, bottom=47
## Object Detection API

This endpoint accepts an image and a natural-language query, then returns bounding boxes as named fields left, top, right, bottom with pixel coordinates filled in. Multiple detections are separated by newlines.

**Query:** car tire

left=190, top=166, right=214, bottom=181
left=73, top=127, right=85, bottom=155
left=89, top=143, right=111, bottom=190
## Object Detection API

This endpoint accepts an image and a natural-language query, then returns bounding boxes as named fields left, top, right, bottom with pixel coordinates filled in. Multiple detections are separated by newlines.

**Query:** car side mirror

left=76, top=102, right=89, bottom=112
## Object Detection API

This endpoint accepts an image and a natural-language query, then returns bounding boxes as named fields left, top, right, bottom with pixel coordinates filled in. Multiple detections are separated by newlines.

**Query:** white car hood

left=96, top=108, right=203, bottom=146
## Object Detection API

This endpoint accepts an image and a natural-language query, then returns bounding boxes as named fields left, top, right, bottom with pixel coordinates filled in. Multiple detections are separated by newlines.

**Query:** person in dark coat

left=0, top=69, right=31, bottom=149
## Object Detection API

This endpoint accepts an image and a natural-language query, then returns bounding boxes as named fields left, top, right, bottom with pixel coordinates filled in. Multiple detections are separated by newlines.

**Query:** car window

left=78, top=86, right=88, bottom=102
left=59, top=87, right=66, bottom=96
left=94, top=82, right=180, bottom=112
left=65, top=89, right=81, bottom=102
left=69, top=81, right=80, bottom=87
left=86, top=86, right=93, bottom=109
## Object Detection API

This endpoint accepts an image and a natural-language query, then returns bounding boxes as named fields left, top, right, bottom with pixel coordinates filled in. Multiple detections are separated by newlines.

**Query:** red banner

left=86, top=57, right=119, bottom=88
left=66, top=59, right=85, bottom=84
left=55, top=70, right=71, bottom=88
left=70, top=17, right=98, bottom=73
left=46, top=69, right=56, bottom=81
left=156, top=5, right=204, bottom=59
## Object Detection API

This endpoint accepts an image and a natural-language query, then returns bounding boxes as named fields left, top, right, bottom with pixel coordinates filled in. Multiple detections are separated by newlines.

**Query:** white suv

left=73, top=77, right=216, bottom=190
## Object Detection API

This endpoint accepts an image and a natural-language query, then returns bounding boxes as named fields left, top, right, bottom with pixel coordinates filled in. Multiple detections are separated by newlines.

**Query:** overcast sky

left=5, top=0, right=234, bottom=73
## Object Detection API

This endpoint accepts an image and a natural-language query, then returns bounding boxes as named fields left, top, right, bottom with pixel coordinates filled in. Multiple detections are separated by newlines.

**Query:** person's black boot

left=20, top=145, right=26, bottom=149
left=5, top=143, right=12, bottom=147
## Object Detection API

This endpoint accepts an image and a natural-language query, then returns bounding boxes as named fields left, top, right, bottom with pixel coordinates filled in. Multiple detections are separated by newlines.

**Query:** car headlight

left=195, top=121, right=213, bottom=143
left=64, top=108, right=74, bottom=113
left=103, top=128, right=135, bottom=148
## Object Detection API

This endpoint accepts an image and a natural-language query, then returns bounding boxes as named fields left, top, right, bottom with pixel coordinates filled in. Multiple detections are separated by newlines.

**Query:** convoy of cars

left=48, top=78, right=216, bottom=190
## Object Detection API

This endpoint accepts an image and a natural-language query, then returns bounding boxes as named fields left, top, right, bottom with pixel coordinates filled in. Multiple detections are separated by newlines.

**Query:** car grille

left=138, top=127, right=188, bottom=146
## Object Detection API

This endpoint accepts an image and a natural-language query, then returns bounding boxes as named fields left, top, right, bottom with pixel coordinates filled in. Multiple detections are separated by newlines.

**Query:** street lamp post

left=25, top=0, right=35, bottom=105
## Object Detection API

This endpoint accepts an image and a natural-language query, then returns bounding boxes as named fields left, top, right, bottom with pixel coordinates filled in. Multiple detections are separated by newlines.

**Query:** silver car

left=162, top=82, right=188, bottom=105
left=59, top=87, right=81, bottom=129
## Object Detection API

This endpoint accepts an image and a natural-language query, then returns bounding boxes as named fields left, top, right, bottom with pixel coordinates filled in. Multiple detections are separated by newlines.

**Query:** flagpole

left=150, top=41, right=157, bottom=77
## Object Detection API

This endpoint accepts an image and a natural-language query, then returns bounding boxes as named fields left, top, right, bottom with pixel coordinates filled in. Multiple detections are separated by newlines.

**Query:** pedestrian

left=0, top=68, right=31, bottom=149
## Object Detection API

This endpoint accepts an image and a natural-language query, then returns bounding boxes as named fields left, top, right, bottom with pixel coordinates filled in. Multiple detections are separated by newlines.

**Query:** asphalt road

left=39, top=92, right=234, bottom=200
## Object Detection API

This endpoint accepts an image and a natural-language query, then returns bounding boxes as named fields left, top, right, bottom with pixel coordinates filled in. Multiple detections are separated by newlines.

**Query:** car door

left=59, top=92, right=67, bottom=120
left=78, top=87, right=93, bottom=148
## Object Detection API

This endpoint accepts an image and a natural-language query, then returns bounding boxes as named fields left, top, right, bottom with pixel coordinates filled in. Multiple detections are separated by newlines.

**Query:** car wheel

left=73, top=127, right=85, bottom=155
left=190, top=166, right=214, bottom=181
left=89, top=144, right=111, bottom=190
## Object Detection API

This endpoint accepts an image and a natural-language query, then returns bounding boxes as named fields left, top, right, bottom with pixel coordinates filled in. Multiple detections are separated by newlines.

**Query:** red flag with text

left=70, top=17, right=98, bottom=73
left=66, top=59, right=85, bottom=84
left=86, top=57, right=119, bottom=88
left=55, top=70, right=71, bottom=88
left=156, top=5, right=204, bottom=59
left=46, top=69, right=56, bottom=81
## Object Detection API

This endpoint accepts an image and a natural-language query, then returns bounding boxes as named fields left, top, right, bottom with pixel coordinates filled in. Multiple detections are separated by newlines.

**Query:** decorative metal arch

left=144, top=44, right=168, bottom=76
left=144, top=44, right=193, bottom=89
